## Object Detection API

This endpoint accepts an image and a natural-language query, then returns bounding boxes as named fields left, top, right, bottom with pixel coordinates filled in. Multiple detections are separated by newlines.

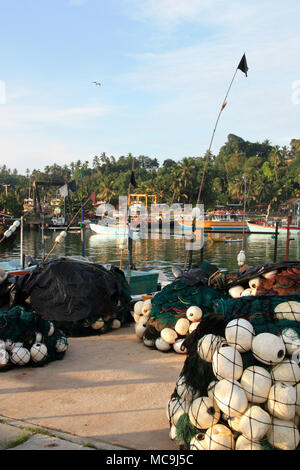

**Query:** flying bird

left=93, top=81, right=101, bottom=86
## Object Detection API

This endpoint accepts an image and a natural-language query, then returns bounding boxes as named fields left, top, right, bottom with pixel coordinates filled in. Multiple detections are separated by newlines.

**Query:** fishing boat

left=0, top=258, right=37, bottom=276
left=247, top=221, right=300, bottom=235
left=178, top=212, right=247, bottom=232
left=89, top=218, right=141, bottom=238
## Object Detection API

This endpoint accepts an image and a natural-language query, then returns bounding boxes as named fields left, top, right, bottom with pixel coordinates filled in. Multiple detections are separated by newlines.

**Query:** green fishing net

left=144, top=281, right=229, bottom=340
left=0, top=306, right=68, bottom=371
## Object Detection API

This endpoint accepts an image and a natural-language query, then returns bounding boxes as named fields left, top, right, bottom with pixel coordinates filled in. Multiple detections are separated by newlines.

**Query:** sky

left=0, top=0, right=299, bottom=174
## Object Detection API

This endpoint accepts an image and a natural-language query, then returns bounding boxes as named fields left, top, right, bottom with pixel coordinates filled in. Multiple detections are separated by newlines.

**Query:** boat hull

left=247, top=222, right=300, bottom=235
left=178, top=220, right=247, bottom=231
left=89, top=223, right=140, bottom=237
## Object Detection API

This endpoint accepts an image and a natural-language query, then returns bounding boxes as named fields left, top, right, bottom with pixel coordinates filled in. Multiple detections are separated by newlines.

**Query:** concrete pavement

left=0, top=324, right=185, bottom=451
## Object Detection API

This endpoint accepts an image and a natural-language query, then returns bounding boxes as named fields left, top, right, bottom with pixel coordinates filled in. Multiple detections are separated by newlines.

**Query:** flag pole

left=186, top=54, right=248, bottom=270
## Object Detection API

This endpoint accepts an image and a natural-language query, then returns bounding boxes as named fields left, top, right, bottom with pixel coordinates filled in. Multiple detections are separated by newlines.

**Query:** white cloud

left=0, top=104, right=113, bottom=129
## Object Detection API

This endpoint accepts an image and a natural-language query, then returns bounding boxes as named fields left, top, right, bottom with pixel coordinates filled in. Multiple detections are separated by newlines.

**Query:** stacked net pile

left=7, top=258, right=132, bottom=338
left=0, top=305, right=68, bottom=371
left=133, top=262, right=230, bottom=353
left=134, top=261, right=300, bottom=355
left=166, top=296, right=300, bottom=450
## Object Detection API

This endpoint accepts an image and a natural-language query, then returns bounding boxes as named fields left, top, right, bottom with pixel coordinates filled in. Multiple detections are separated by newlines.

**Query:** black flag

left=130, top=171, right=137, bottom=188
left=68, top=180, right=77, bottom=192
left=237, top=54, right=248, bottom=76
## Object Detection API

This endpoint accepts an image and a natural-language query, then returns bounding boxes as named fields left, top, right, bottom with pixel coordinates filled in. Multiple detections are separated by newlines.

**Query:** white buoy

left=251, top=332, right=286, bottom=365
left=0, top=349, right=9, bottom=367
left=186, top=306, right=203, bottom=322
left=235, top=435, right=263, bottom=450
left=237, top=250, right=246, bottom=267
left=271, top=360, right=300, bottom=386
left=225, top=318, right=255, bottom=353
left=166, top=396, right=189, bottom=424
left=188, top=397, right=221, bottom=430
left=173, top=338, right=187, bottom=354
left=214, top=379, right=248, bottom=418
left=239, top=406, right=271, bottom=442
left=274, top=301, right=300, bottom=322
left=55, top=337, right=68, bottom=353
left=176, top=377, right=200, bottom=403
left=240, top=288, right=253, bottom=297
left=143, top=336, right=155, bottom=348
left=189, top=436, right=208, bottom=450
left=133, top=300, right=144, bottom=323
left=267, top=418, right=300, bottom=450
left=228, top=285, right=244, bottom=298
left=91, top=318, right=105, bottom=330
left=267, top=382, right=297, bottom=421
left=263, top=270, right=277, bottom=279
left=189, top=322, right=200, bottom=334
left=141, top=299, right=152, bottom=318
left=47, top=321, right=55, bottom=336
left=155, top=337, right=171, bottom=352
left=240, top=365, right=272, bottom=404
left=174, top=318, right=190, bottom=336
left=204, top=424, right=235, bottom=450
left=281, top=328, right=300, bottom=355
left=30, top=343, right=48, bottom=362
left=10, top=346, right=31, bottom=365
left=160, top=328, right=178, bottom=345
left=197, top=334, right=225, bottom=363
left=111, top=319, right=121, bottom=329
left=0, top=339, right=6, bottom=350
left=212, top=345, right=243, bottom=381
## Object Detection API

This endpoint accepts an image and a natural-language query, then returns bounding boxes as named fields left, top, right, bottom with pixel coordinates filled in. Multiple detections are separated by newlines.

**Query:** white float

left=267, top=382, right=297, bottom=421
left=186, top=306, right=203, bottom=322
left=267, top=418, right=300, bottom=450
left=10, top=346, right=31, bottom=365
left=175, top=318, right=190, bottom=336
left=212, top=345, right=243, bottom=381
left=239, top=405, right=271, bottom=441
left=271, top=360, right=300, bottom=385
left=274, top=301, right=300, bottom=322
left=228, top=286, right=244, bottom=298
left=155, top=337, right=171, bottom=352
left=204, top=424, right=235, bottom=450
left=173, top=338, right=187, bottom=354
left=197, top=334, right=225, bottom=363
left=30, top=343, right=48, bottom=362
left=251, top=332, right=286, bottom=365
left=160, top=328, right=178, bottom=345
left=188, top=397, right=221, bottom=430
left=214, top=379, right=248, bottom=418
left=240, top=365, right=272, bottom=404
left=225, top=318, right=255, bottom=353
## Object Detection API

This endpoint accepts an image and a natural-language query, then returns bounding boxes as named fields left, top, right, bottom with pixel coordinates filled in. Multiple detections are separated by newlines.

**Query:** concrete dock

left=0, top=324, right=185, bottom=450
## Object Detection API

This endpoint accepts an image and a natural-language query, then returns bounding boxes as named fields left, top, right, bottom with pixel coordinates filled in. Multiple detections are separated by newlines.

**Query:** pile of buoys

left=0, top=306, right=69, bottom=371
left=134, top=299, right=203, bottom=354
left=167, top=302, right=300, bottom=450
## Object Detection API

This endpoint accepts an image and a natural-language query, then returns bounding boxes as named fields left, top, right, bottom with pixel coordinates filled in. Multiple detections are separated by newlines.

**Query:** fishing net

left=167, top=302, right=300, bottom=450
left=7, top=258, right=132, bottom=337
left=0, top=305, right=68, bottom=371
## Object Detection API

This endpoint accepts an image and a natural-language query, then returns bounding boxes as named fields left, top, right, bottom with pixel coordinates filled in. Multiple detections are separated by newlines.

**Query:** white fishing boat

left=247, top=221, right=300, bottom=235
left=89, top=217, right=141, bottom=238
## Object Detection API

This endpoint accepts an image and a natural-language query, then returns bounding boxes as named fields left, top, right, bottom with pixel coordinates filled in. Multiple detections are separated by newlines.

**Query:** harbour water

left=0, top=227, right=299, bottom=278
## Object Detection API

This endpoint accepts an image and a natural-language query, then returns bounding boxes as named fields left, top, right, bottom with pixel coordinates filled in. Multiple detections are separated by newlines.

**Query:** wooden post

left=285, top=215, right=291, bottom=261
left=273, top=221, right=279, bottom=263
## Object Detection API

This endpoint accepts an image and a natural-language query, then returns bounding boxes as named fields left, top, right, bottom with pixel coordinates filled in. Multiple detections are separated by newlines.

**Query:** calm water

left=1, top=226, right=299, bottom=279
